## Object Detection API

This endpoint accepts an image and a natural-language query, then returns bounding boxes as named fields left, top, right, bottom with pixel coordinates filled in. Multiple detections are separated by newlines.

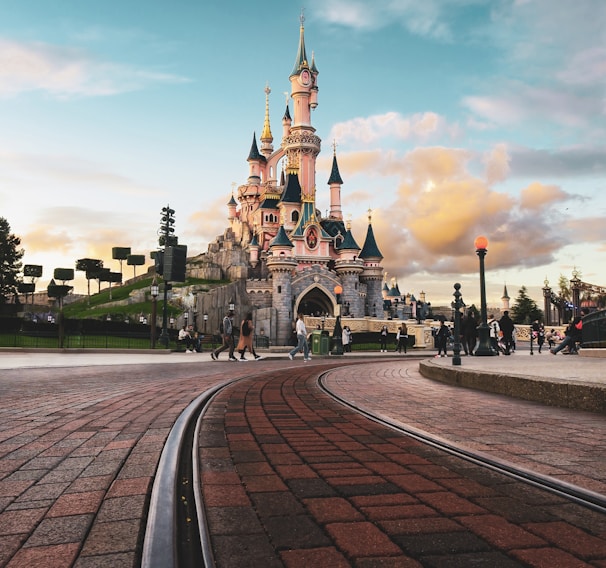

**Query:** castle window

left=291, top=211, right=299, bottom=223
left=278, top=286, right=282, bottom=293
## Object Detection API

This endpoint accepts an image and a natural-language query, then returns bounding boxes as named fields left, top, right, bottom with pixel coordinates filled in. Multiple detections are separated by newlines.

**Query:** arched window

left=291, top=211, right=299, bottom=223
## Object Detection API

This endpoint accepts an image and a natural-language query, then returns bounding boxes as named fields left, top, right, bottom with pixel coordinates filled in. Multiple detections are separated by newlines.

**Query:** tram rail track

left=141, top=362, right=606, bottom=567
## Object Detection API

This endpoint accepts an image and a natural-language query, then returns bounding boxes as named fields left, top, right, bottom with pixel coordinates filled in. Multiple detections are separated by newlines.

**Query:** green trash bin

left=311, top=330, right=330, bottom=355
left=311, top=330, right=322, bottom=355
left=320, top=330, right=330, bottom=354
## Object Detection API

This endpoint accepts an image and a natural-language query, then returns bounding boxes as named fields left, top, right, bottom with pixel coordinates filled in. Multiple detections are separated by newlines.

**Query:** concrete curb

left=419, top=359, right=606, bottom=414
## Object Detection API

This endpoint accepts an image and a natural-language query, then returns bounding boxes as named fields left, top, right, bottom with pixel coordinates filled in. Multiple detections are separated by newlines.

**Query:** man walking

left=499, top=311, right=515, bottom=355
left=211, top=310, right=237, bottom=361
left=288, top=313, right=311, bottom=361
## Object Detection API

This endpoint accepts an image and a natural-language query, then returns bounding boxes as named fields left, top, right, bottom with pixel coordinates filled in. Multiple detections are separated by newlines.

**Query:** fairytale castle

left=192, top=18, right=385, bottom=346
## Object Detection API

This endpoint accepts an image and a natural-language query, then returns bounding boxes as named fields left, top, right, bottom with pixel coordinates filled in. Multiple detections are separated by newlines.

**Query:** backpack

left=242, top=320, right=251, bottom=336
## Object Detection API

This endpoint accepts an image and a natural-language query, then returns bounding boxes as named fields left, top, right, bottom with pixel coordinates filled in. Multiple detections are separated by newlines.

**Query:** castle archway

left=294, top=286, right=334, bottom=316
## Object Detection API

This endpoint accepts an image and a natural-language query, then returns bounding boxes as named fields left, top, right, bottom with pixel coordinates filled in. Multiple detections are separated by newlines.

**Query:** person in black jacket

left=498, top=311, right=515, bottom=355
left=550, top=309, right=588, bottom=355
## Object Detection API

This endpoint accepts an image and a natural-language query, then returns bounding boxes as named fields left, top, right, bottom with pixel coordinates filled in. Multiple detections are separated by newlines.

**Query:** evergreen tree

left=510, top=286, right=543, bottom=324
left=0, top=217, right=25, bottom=304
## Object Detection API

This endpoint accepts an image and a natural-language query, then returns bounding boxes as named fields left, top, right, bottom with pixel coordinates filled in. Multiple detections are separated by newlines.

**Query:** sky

left=1, top=0, right=605, bottom=307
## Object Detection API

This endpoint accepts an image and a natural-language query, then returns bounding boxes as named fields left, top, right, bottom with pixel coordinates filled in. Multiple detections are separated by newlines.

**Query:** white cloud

left=0, top=38, right=189, bottom=98
left=310, top=0, right=454, bottom=40
left=330, top=111, right=449, bottom=146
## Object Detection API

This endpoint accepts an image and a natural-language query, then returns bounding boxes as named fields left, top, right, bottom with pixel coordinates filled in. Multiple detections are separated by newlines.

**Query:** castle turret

left=328, top=144, right=343, bottom=220
left=249, top=230, right=260, bottom=268
left=282, top=102, right=292, bottom=141
left=359, top=209, right=384, bottom=317
left=247, top=132, right=265, bottom=184
left=335, top=221, right=363, bottom=316
left=286, top=14, right=320, bottom=197
left=227, top=194, right=237, bottom=222
left=267, top=223, right=297, bottom=345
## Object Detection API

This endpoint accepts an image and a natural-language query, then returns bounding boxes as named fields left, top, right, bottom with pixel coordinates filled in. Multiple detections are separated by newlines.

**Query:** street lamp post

left=474, top=235, right=496, bottom=356
left=331, top=285, right=343, bottom=355
left=321, top=314, right=325, bottom=330
left=203, top=313, right=208, bottom=335
left=150, top=279, right=159, bottom=349
left=159, top=282, right=170, bottom=348
left=452, top=283, right=464, bottom=366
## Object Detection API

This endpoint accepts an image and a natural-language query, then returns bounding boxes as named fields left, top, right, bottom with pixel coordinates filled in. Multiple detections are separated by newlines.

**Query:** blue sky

left=1, top=0, right=604, bottom=306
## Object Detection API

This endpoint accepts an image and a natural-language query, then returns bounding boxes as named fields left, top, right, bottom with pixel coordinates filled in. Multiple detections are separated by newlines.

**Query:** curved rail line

left=142, top=363, right=606, bottom=567
left=318, top=371, right=606, bottom=516
left=141, top=378, right=236, bottom=568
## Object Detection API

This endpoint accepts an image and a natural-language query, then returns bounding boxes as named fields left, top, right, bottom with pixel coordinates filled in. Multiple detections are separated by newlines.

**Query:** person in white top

left=288, top=313, right=311, bottom=361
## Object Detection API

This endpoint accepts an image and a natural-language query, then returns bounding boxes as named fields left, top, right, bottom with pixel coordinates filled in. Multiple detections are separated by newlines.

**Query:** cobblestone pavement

left=201, top=361, right=606, bottom=568
left=0, top=352, right=605, bottom=567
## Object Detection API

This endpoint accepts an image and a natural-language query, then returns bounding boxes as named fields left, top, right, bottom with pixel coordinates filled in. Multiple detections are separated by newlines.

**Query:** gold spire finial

left=332, top=139, right=338, bottom=155
left=367, top=207, right=372, bottom=223
left=261, top=83, right=273, bottom=143
left=300, top=8, right=305, bottom=26
left=231, top=182, right=236, bottom=195
left=346, top=213, right=351, bottom=231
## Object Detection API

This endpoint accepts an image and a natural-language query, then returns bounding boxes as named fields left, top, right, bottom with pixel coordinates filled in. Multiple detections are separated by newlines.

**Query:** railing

left=582, top=309, right=606, bottom=348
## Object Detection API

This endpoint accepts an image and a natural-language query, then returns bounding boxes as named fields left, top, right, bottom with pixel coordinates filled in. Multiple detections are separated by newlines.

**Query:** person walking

left=435, top=320, right=450, bottom=357
left=498, top=311, right=515, bottom=355
left=211, top=310, right=237, bottom=361
left=288, top=313, right=311, bottom=361
left=462, top=311, right=478, bottom=355
left=236, top=312, right=262, bottom=361
left=396, top=323, right=408, bottom=353
left=535, top=322, right=545, bottom=353
left=379, top=325, right=388, bottom=352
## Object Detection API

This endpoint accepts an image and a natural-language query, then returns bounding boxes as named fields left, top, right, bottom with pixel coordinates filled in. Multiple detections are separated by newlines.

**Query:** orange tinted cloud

left=520, top=182, right=569, bottom=210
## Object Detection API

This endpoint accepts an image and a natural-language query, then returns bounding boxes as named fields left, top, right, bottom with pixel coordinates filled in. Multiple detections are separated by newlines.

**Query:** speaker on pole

left=164, top=245, right=187, bottom=282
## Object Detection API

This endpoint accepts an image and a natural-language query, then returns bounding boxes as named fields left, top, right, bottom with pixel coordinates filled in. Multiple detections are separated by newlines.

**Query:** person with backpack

left=211, top=310, right=237, bottom=361
left=236, top=312, right=262, bottom=361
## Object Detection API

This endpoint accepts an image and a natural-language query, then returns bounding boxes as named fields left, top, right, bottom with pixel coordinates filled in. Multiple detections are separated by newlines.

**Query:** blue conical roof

left=247, top=132, right=265, bottom=162
left=327, top=153, right=343, bottom=185
left=337, top=229, right=360, bottom=251
left=280, top=172, right=301, bottom=203
left=269, top=225, right=294, bottom=248
left=359, top=223, right=383, bottom=260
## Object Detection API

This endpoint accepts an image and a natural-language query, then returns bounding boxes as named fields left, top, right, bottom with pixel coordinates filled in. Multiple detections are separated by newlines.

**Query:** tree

left=0, top=217, right=24, bottom=305
left=510, top=286, right=543, bottom=324
left=75, top=258, right=103, bottom=304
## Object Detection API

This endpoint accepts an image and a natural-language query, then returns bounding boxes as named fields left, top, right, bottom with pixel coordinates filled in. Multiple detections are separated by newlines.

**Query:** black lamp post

left=203, top=313, right=208, bottom=335
left=452, top=283, right=464, bottom=366
left=529, top=325, right=534, bottom=355
left=474, top=235, right=496, bottom=356
left=150, top=278, right=159, bottom=349
left=331, top=285, right=343, bottom=355
left=321, top=314, right=325, bottom=330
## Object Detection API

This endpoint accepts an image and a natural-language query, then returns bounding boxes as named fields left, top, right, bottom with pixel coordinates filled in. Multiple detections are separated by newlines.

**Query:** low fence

left=582, top=309, right=606, bottom=348
left=0, top=317, right=273, bottom=351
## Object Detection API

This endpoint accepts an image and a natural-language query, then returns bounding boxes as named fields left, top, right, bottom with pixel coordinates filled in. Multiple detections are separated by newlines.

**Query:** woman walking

left=237, top=312, right=262, bottom=361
